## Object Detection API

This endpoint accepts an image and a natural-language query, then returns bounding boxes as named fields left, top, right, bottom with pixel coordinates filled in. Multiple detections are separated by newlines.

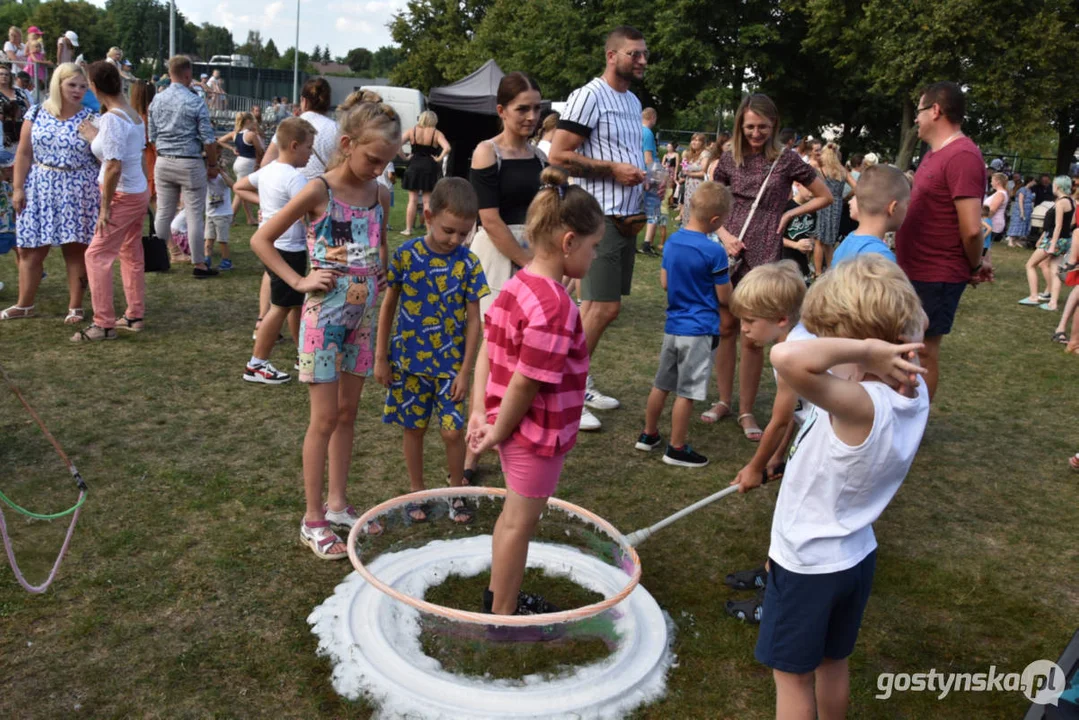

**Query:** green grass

left=0, top=201, right=1077, bottom=718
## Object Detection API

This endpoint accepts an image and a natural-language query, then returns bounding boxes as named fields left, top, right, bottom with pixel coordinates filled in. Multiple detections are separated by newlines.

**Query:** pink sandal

left=299, top=519, right=348, bottom=560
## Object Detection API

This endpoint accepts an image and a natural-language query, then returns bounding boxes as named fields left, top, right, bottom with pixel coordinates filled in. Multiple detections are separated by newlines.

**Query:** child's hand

left=295, top=269, right=341, bottom=293
left=796, top=238, right=812, bottom=254
left=374, top=358, right=392, bottom=387
left=862, top=339, right=926, bottom=390
left=730, top=464, right=765, bottom=493
left=450, top=372, right=469, bottom=402
left=766, top=460, right=786, bottom=481
left=468, top=423, right=497, bottom=454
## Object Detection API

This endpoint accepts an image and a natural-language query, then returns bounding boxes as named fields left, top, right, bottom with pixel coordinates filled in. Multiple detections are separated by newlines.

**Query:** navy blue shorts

left=910, top=280, right=966, bottom=337
left=755, top=551, right=877, bottom=674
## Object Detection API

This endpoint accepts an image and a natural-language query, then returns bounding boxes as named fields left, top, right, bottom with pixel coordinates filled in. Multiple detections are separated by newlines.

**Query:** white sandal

left=299, top=519, right=348, bottom=560
left=0, top=304, right=35, bottom=320
left=701, top=400, right=731, bottom=424
left=64, top=308, right=84, bottom=325
left=324, top=503, right=382, bottom=536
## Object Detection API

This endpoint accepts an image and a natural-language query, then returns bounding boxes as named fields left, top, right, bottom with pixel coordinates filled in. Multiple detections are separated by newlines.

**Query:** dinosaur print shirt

left=386, top=237, right=489, bottom=378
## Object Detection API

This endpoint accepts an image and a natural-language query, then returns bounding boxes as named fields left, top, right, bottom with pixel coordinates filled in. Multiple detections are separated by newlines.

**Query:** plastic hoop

left=346, top=486, right=642, bottom=626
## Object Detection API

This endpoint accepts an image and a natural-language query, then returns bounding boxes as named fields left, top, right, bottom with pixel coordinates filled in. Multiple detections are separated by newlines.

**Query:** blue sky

left=90, top=0, right=406, bottom=58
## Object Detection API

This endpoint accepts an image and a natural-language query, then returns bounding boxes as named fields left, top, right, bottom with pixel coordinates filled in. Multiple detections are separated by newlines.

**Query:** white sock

left=249, top=356, right=266, bottom=367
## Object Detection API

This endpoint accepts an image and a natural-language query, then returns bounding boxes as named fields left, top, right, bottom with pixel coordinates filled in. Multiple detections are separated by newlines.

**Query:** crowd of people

left=1, top=24, right=1077, bottom=718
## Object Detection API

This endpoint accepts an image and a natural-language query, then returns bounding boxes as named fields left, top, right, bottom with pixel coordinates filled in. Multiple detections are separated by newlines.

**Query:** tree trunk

left=896, top=97, right=918, bottom=170
left=1054, top=106, right=1078, bottom=176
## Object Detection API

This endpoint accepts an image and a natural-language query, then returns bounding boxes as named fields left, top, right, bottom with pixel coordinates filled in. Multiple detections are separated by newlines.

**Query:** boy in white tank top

left=751, top=254, right=930, bottom=719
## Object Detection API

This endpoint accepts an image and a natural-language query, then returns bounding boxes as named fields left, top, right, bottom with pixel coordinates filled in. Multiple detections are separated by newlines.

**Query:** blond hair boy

left=635, top=182, right=732, bottom=468
left=752, top=254, right=929, bottom=720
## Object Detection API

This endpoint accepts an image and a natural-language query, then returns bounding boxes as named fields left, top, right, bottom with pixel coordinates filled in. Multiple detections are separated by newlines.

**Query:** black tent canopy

left=428, top=60, right=549, bottom=178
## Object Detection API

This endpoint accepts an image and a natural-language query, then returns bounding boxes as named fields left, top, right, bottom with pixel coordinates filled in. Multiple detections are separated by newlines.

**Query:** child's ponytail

left=526, top=167, right=604, bottom=251
left=328, top=102, right=403, bottom=170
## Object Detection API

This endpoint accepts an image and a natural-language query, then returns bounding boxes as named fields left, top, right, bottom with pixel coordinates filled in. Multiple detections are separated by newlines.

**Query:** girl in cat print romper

left=250, top=102, right=403, bottom=560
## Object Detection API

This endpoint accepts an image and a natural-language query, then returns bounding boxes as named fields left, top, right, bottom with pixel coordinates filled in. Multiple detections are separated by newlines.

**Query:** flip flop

left=701, top=400, right=732, bottom=424
left=1018, top=297, right=1041, bottom=306
left=738, top=413, right=763, bottom=442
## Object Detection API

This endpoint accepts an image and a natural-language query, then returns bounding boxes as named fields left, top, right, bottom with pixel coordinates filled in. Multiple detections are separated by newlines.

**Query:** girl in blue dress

left=2, top=63, right=99, bottom=322
left=1006, top=176, right=1035, bottom=247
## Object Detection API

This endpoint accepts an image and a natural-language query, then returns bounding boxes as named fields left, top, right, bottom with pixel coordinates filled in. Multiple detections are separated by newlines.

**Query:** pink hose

left=0, top=492, right=85, bottom=593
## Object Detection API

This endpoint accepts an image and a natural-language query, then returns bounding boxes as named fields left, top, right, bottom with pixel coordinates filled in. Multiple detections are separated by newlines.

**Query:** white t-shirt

left=272, top=111, right=338, bottom=179
left=90, top=110, right=147, bottom=194
left=205, top=176, right=233, bottom=217
left=774, top=323, right=816, bottom=427
left=376, top=161, right=395, bottom=191
left=247, top=161, right=309, bottom=251
left=769, top=378, right=930, bottom=575
left=4, top=41, right=26, bottom=61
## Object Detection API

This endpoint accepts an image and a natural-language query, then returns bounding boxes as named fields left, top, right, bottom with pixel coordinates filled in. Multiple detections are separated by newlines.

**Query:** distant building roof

left=311, top=62, right=353, bottom=75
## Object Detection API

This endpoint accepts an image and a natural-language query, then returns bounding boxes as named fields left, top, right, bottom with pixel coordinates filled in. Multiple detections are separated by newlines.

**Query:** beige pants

left=471, top=223, right=527, bottom=315
left=154, top=157, right=208, bottom=265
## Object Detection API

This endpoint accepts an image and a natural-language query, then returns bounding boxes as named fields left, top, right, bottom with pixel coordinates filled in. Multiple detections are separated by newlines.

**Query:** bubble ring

left=346, top=486, right=642, bottom=626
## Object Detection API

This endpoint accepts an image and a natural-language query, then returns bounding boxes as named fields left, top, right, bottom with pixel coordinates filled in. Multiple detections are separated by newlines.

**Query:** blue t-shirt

left=832, top=232, right=897, bottom=264
left=661, top=228, right=730, bottom=336
left=81, top=89, right=101, bottom=113
left=641, top=125, right=657, bottom=163
left=386, top=237, right=490, bottom=378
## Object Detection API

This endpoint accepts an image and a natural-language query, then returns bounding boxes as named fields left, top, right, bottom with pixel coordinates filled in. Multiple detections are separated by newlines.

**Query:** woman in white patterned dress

left=2, top=63, right=99, bottom=321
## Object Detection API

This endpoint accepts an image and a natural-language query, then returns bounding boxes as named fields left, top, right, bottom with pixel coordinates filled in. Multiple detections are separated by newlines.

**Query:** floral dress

left=297, top=177, right=384, bottom=384
left=16, top=106, right=99, bottom=249
left=680, top=152, right=710, bottom=223
left=1007, top=186, right=1033, bottom=238
left=815, top=174, right=846, bottom=246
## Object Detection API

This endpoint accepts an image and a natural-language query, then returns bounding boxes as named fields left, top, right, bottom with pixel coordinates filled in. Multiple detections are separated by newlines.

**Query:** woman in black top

left=465, top=71, right=544, bottom=480
left=0, top=64, right=28, bottom=149
left=400, top=111, right=450, bottom=235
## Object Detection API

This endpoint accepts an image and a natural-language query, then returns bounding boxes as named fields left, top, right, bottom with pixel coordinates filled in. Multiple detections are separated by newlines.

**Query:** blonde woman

left=982, top=171, right=1008, bottom=246
left=814, top=142, right=858, bottom=274
left=680, top=132, right=711, bottom=223
left=400, top=109, right=450, bottom=235
left=3, top=63, right=99, bottom=321
left=218, top=111, right=263, bottom=222
left=3, top=26, right=25, bottom=62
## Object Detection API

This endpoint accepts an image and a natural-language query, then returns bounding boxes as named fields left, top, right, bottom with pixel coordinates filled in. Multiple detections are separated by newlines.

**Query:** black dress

left=403, top=129, right=441, bottom=193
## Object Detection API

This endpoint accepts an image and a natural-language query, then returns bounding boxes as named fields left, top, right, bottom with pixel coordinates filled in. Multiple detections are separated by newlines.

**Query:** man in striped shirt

left=550, top=25, right=648, bottom=431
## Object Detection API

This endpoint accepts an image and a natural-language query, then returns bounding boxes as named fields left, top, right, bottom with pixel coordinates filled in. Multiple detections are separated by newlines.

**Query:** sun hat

left=64, top=31, right=79, bottom=46
left=200, top=73, right=208, bottom=79
left=27, top=26, right=42, bottom=36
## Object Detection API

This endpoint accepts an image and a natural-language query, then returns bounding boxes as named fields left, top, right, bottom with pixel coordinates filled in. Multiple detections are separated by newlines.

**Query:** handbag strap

left=737, top=150, right=784, bottom=243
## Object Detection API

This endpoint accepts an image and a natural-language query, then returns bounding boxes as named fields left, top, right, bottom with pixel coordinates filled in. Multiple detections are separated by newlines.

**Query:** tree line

left=386, top=0, right=1079, bottom=173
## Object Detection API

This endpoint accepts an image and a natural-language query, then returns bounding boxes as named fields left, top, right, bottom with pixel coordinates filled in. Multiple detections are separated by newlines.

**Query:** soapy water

left=309, top=535, right=675, bottom=719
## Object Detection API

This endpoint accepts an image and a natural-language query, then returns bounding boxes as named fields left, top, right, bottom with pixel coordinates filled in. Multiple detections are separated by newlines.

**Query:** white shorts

left=205, top=215, right=232, bottom=243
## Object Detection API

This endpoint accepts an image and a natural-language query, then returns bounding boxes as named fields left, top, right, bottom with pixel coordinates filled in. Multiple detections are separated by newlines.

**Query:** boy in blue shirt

left=375, top=178, right=489, bottom=522
left=831, top=164, right=908, bottom=265
left=635, top=182, right=732, bottom=467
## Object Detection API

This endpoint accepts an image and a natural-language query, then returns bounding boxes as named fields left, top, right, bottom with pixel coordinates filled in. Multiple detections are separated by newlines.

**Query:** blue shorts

left=382, top=372, right=465, bottom=431
left=0, top=232, right=14, bottom=255
left=910, top=280, right=966, bottom=337
left=755, top=551, right=876, bottom=674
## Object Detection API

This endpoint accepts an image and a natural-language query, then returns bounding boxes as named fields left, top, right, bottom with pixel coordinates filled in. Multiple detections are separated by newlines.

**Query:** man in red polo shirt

left=896, top=81, right=991, bottom=401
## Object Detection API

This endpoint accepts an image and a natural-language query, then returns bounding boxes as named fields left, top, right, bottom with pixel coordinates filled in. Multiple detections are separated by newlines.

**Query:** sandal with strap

left=701, top=400, right=732, bottom=424
left=299, top=519, right=348, bottom=560
left=738, top=413, right=763, bottom=442
left=449, top=497, right=474, bottom=524
left=405, top=501, right=429, bottom=523
left=70, top=324, right=117, bottom=342
left=0, top=304, right=35, bottom=320
left=116, top=315, right=144, bottom=332
left=324, top=503, right=382, bottom=536
left=725, top=590, right=765, bottom=624
left=724, top=566, right=767, bottom=591
left=64, top=308, right=84, bottom=325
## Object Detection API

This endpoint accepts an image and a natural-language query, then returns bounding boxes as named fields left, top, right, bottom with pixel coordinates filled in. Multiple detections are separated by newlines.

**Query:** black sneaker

left=515, top=592, right=560, bottom=615
left=725, top=590, right=765, bottom=624
left=635, top=431, right=663, bottom=452
left=636, top=243, right=652, bottom=255
left=193, top=266, right=220, bottom=279
left=662, top=444, right=708, bottom=468
left=243, top=362, right=291, bottom=385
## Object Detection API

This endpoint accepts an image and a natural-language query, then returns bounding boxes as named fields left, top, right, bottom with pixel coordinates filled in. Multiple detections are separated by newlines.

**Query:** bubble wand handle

left=625, top=484, right=742, bottom=546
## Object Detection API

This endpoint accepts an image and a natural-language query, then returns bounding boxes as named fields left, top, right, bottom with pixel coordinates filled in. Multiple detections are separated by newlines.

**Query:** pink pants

left=85, top=189, right=151, bottom=329
left=497, top=438, right=566, bottom=498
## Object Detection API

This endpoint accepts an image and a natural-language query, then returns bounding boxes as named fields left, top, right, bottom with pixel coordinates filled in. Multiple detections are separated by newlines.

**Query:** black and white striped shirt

left=558, top=77, right=644, bottom=216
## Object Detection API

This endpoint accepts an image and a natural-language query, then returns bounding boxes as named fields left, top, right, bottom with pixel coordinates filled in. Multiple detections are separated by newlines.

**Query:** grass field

left=0, top=199, right=1077, bottom=719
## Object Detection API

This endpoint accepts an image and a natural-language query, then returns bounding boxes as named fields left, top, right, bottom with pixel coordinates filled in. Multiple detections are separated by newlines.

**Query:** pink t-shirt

left=896, top=136, right=986, bottom=283
left=484, top=268, right=589, bottom=458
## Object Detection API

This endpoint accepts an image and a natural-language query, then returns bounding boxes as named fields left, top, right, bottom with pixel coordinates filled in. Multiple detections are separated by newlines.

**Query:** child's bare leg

left=814, top=657, right=850, bottom=720
left=643, top=386, right=669, bottom=435
left=287, top=307, right=301, bottom=342
left=670, top=396, right=694, bottom=448
left=442, top=428, right=466, bottom=487
left=253, top=305, right=290, bottom=360
left=218, top=241, right=230, bottom=260
left=259, top=272, right=271, bottom=321
left=303, top=382, right=339, bottom=524
left=813, top=241, right=824, bottom=276
left=326, top=373, right=365, bottom=512
left=403, top=427, right=426, bottom=492
left=489, top=489, right=549, bottom=614
left=773, top=669, right=816, bottom=720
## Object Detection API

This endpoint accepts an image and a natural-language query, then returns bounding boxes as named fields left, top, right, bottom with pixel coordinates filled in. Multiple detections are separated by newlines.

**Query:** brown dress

left=712, top=149, right=817, bottom=283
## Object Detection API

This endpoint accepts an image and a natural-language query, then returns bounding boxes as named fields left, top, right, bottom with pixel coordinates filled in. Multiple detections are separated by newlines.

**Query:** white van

left=361, top=86, right=426, bottom=144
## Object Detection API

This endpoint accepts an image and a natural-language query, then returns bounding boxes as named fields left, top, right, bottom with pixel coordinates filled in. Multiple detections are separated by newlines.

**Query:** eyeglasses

left=619, top=50, right=650, bottom=61
left=917, top=103, right=936, bottom=114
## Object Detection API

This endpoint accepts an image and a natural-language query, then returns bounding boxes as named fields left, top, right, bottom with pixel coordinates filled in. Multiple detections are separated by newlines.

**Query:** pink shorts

left=497, top=439, right=565, bottom=498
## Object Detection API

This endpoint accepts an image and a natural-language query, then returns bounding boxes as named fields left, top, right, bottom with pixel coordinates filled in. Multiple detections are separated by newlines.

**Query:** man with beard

left=550, top=25, right=648, bottom=431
